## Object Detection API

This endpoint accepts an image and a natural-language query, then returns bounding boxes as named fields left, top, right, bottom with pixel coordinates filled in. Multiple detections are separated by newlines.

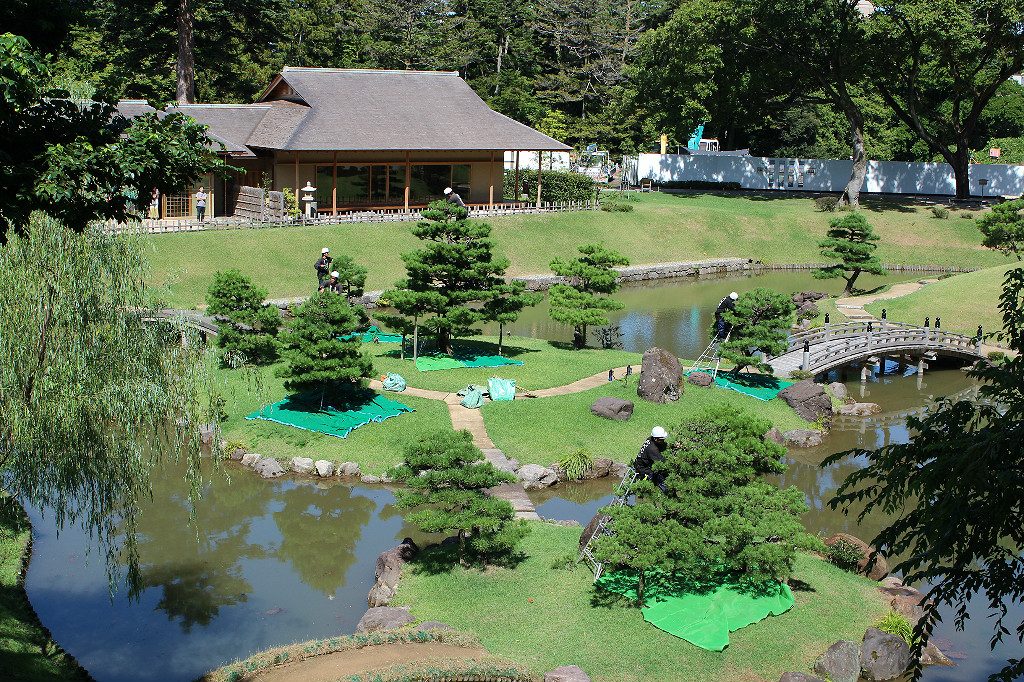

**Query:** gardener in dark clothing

left=319, top=270, right=341, bottom=294
left=314, top=247, right=332, bottom=287
left=443, top=186, right=467, bottom=208
left=633, top=426, right=669, bottom=492
left=714, top=291, right=739, bottom=339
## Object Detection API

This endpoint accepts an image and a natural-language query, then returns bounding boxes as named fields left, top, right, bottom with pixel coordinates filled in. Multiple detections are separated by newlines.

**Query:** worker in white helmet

left=314, top=247, right=332, bottom=288
left=319, top=270, right=342, bottom=294
left=443, top=186, right=467, bottom=208
left=715, top=291, right=740, bottom=339
left=633, top=426, right=669, bottom=492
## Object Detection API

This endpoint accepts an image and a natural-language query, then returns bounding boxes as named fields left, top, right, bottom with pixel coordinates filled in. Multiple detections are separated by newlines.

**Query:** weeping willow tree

left=0, top=213, right=211, bottom=587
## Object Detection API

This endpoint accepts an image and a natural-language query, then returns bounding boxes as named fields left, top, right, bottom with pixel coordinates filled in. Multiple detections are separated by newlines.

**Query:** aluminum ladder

left=688, top=330, right=730, bottom=380
left=578, top=467, right=639, bottom=581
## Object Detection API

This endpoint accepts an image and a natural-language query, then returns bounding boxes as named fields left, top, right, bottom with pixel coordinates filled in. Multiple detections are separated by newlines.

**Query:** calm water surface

left=24, top=271, right=1021, bottom=681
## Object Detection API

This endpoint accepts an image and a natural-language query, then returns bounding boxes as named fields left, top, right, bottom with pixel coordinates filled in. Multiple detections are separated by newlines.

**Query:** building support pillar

left=293, top=152, right=299, bottom=207
left=332, top=151, right=338, bottom=215
left=514, top=151, right=521, bottom=202
left=536, top=151, right=543, bottom=208
left=489, top=151, right=495, bottom=208
left=404, top=152, right=411, bottom=211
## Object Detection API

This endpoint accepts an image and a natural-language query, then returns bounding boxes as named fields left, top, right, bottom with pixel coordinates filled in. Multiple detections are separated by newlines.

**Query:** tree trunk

left=839, top=100, right=866, bottom=208
left=438, top=327, right=453, bottom=355
left=636, top=570, right=645, bottom=606
left=413, top=318, right=419, bottom=363
left=498, top=322, right=504, bottom=357
left=952, top=143, right=971, bottom=201
left=844, top=268, right=862, bottom=295
left=175, top=0, right=196, bottom=104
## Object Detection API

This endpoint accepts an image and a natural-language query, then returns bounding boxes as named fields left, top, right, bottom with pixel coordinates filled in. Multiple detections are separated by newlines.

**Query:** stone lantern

left=301, top=181, right=317, bottom=218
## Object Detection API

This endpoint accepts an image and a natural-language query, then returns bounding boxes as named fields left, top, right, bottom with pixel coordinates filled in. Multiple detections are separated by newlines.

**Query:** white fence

left=632, top=153, right=1024, bottom=197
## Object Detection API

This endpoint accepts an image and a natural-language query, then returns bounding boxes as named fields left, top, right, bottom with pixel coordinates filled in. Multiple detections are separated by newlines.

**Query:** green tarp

left=414, top=353, right=524, bottom=372
left=341, top=326, right=403, bottom=344
left=598, top=573, right=794, bottom=651
left=457, top=385, right=486, bottom=409
left=686, top=371, right=794, bottom=401
left=246, top=391, right=413, bottom=438
left=381, top=373, right=407, bottom=392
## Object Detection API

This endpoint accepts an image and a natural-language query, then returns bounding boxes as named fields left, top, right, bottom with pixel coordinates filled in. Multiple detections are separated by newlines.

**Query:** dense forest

left=3, top=0, right=1023, bottom=169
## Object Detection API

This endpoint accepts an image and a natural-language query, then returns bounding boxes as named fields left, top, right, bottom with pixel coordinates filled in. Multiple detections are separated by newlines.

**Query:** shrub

left=960, top=212, right=975, bottom=220
left=931, top=205, right=950, bottom=219
left=987, top=351, right=1007, bottom=364
left=814, top=196, right=840, bottom=212
left=592, top=324, right=624, bottom=349
left=788, top=369, right=816, bottom=380
left=559, top=448, right=593, bottom=481
left=826, top=538, right=865, bottom=571
left=875, top=611, right=916, bottom=645
left=600, top=200, right=634, bottom=212
left=206, top=270, right=282, bottom=365
left=280, top=187, right=301, bottom=218
left=504, top=168, right=595, bottom=203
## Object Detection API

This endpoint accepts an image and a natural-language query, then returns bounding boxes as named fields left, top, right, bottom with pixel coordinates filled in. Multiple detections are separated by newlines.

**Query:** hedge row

left=503, top=169, right=596, bottom=203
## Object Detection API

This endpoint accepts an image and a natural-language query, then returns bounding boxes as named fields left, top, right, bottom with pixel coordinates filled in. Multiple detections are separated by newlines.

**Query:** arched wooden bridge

left=768, top=321, right=984, bottom=377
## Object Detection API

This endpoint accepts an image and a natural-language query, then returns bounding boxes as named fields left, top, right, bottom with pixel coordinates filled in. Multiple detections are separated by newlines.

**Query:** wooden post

left=489, top=151, right=495, bottom=208
left=514, top=151, right=521, bottom=202
left=404, top=152, right=411, bottom=211
left=332, top=151, right=337, bottom=214
left=293, top=152, right=299, bottom=206
left=536, top=151, right=543, bottom=208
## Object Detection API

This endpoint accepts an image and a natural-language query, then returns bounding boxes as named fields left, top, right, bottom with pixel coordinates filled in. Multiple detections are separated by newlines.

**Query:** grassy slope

left=146, top=193, right=1010, bottom=309
left=213, top=361, right=452, bottom=474
left=484, top=381, right=808, bottom=467
left=395, top=523, right=889, bottom=682
left=864, top=264, right=1021, bottom=337
left=0, top=503, right=87, bottom=681
left=367, top=336, right=644, bottom=393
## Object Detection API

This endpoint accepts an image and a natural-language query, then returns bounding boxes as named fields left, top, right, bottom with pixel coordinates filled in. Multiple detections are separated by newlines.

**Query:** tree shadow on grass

left=787, top=577, right=815, bottom=593
left=378, top=338, right=543, bottom=362
left=407, top=539, right=527, bottom=577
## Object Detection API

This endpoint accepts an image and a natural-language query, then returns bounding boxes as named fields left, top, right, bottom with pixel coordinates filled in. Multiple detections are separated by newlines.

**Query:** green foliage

left=814, top=196, right=839, bottom=212
left=592, top=501, right=684, bottom=605
left=559, top=448, right=594, bottom=481
left=826, top=266, right=1024, bottom=682
left=0, top=213, right=209, bottom=584
left=276, top=291, right=372, bottom=399
left=978, top=199, right=1024, bottom=260
left=720, top=287, right=796, bottom=375
left=876, top=610, right=916, bottom=645
left=974, top=136, right=1024, bottom=165
left=549, top=243, right=629, bottom=348
left=788, top=369, right=816, bottom=381
left=931, top=206, right=950, bottom=220
left=206, top=270, right=281, bottom=365
left=390, top=430, right=527, bottom=564
left=382, top=200, right=509, bottom=354
left=826, top=538, right=865, bottom=572
left=331, top=254, right=368, bottom=298
left=0, top=34, right=228, bottom=238
left=481, top=280, right=542, bottom=356
left=280, top=188, right=300, bottom=218
left=505, top=169, right=596, bottom=203
left=813, top=212, right=887, bottom=294
left=600, top=200, right=635, bottom=212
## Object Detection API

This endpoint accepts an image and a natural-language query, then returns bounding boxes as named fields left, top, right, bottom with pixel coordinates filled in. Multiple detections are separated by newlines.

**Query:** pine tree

left=720, top=288, right=795, bottom=375
left=813, top=212, right=887, bottom=294
left=331, top=254, right=368, bottom=299
left=390, top=429, right=528, bottom=565
left=382, top=201, right=509, bottom=355
left=548, top=243, right=629, bottom=348
left=482, top=281, right=542, bottom=356
left=206, top=269, right=281, bottom=365
left=276, top=291, right=373, bottom=407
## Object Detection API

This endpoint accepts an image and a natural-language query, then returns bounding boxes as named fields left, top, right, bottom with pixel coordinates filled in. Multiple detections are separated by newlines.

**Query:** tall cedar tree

left=206, top=270, right=281, bottom=365
left=720, top=288, right=795, bottom=375
left=825, top=266, right=1024, bottom=682
left=383, top=201, right=508, bottom=356
left=276, top=291, right=373, bottom=407
left=549, top=244, right=629, bottom=348
left=483, top=281, right=542, bottom=356
left=978, top=198, right=1024, bottom=260
left=813, top=212, right=887, bottom=293
left=390, top=429, right=528, bottom=564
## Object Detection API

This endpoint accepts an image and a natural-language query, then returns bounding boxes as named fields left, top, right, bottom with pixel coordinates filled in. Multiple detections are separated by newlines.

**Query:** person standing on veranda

left=194, top=186, right=208, bottom=221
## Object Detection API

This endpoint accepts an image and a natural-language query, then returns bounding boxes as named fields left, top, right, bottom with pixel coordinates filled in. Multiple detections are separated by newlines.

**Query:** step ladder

left=688, top=330, right=730, bottom=380
left=579, top=467, right=639, bottom=581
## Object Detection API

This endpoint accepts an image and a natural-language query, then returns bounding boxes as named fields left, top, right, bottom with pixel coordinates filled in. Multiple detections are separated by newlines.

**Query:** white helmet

left=729, top=292, right=739, bottom=300
left=330, top=270, right=339, bottom=278
left=443, top=187, right=453, bottom=194
left=322, top=247, right=330, bottom=254
left=651, top=426, right=668, bottom=439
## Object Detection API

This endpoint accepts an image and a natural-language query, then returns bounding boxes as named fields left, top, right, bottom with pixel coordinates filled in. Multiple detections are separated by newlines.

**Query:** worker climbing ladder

left=578, top=466, right=639, bottom=581
left=688, top=330, right=730, bottom=380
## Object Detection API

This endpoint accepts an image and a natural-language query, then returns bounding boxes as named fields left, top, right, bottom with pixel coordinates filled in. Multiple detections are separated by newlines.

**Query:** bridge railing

left=802, top=327, right=980, bottom=372
left=787, top=320, right=918, bottom=353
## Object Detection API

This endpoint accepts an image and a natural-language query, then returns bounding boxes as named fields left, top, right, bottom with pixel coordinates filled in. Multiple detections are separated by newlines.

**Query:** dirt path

left=834, top=280, right=936, bottom=321
left=253, top=642, right=489, bottom=682
left=529, top=366, right=633, bottom=398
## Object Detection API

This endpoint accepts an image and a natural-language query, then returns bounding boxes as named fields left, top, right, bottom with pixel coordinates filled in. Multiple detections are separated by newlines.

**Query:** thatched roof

left=165, top=104, right=271, bottom=157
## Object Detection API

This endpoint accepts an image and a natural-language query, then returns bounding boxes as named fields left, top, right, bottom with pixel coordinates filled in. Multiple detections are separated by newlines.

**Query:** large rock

left=590, top=397, right=634, bottom=421
left=813, top=640, right=860, bottom=682
left=228, top=447, right=247, bottom=461
left=360, top=474, right=381, bottom=484
left=544, top=665, right=591, bottom=682
left=580, top=512, right=610, bottom=551
left=764, top=427, right=785, bottom=445
left=609, top=461, right=629, bottom=478
left=792, top=291, right=828, bottom=305
left=779, top=380, right=834, bottom=422
left=828, top=381, right=849, bottom=401
left=783, top=429, right=824, bottom=448
left=241, top=452, right=261, bottom=467
left=314, top=460, right=335, bottom=477
left=368, top=538, right=418, bottom=607
left=879, top=583, right=928, bottom=625
left=798, top=301, right=821, bottom=319
left=355, top=606, right=414, bottom=633
left=637, top=347, right=683, bottom=403
left=779, top=674, right=825, bottom=682
left=582, top=457, right=614, bottom=480
left=483, top=449, right=520, bottom=474
left=337, top=461, right=361, bottom=477
left=290, top=456, right=315, bottom=474
left=837, top=402, right=882, bottom=416
left=860, top=627, right=911, bottom=681
left=253, top=457, right=286, bottom=479
left=518, top=464, right=558, bottom=490
left=198, top=423, right=218, bottom=445
left=826, top=532, right=889, bottom=580
left=688, top=371, right=714, bottom=387
left=920, top=641, right=955, bottom=667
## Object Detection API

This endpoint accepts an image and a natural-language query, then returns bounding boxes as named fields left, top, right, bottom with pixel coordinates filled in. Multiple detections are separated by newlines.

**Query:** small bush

left=788, top=369, right=816, bottom=380
left=600, top=201, right=634, bottom=212
left=931, top=205, right=950, bottom=219
left=225, top=439, right=247, bottom=454
left=592, top=325, right=624, bottom=349
left=960, top=212, right=974, bottom=220
left=559, top=448, right=594, bottom=481
left=876, top=611, right=916, bottom=645
left=987, top=351, right=1007, bottom=364
left=814, top=196, right=839, bottom=212
left=280, top=187, right=301, bottom=218
left=826, top=538, right=865, bottom=571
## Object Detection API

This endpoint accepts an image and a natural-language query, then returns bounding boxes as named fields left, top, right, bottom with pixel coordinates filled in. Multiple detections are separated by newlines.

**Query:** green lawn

left=864, top=264, right=1020, bottom=337
left=212, top=360, right=452, bottom=474
left=146, top=193, right=1011, bottom=309
left=394, top=522, right=889, bottom=682
left=367, top=335, right=644, bottom=393
left=484, top=381, right=809, bottom=467
left=0, top=501, right=88, bottom=681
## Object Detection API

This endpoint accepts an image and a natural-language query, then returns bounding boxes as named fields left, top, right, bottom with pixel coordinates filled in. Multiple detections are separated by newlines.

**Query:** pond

left=23, top=270, right=1020, bottom=682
